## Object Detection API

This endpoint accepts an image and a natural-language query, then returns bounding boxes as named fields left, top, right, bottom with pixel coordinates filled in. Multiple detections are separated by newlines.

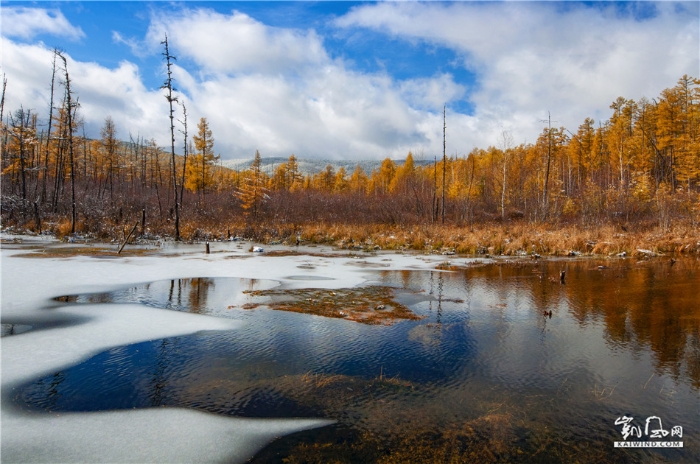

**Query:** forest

left=1, top=46, right=699, bottom=255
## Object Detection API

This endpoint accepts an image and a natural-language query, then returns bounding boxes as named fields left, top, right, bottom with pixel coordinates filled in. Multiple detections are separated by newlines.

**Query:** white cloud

left=112, top=31, right=148, bottom=58
left=176, top=65, right=440, bottom=159
left=1, top=7, right=84, bottom=41
left=134, top=8, right=465, bottom=159
left=337, top=1, right=700, bottom=146
left=1, top=38, right=171, bottom=145
left=145, top=8, right=328, bottom=75
left=399, top=74, right=466, bottom=112
left=3, top=4, right=697, bottom=162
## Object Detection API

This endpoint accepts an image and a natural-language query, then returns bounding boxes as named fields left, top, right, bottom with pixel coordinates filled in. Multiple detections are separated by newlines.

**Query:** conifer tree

left=187, top=117, right=218, bottom=199
left=238, top=150, right=267, bottom=218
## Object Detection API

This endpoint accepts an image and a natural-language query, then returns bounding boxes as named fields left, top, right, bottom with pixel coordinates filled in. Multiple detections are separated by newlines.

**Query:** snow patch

left=1, top=237, right=442, bottom=462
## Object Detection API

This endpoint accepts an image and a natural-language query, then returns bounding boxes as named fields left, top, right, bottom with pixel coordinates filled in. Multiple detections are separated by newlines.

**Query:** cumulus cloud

left=135, top=8, right=463, bottom=158
left=176, top=64, right=443, bottom=158
left=2, top=4, right=697, bottom=161
left=337, top=1, right=699, bottom=146
left=399, top=74, right=466, bottom=112
left=145, top=8, right=328, bottom=75
left=1, top=38, right=171, bottom=144
left=2, top=7, right=84, bottom=41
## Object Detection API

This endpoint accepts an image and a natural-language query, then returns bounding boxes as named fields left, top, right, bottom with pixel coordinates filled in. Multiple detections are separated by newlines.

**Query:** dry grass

left=7, top=197, right=697, bottom=257
left=12, top=245, right=155, bottom=258
left=186, top=220, right=697, bottom=257
left=243, top=286, right=423, bottom=325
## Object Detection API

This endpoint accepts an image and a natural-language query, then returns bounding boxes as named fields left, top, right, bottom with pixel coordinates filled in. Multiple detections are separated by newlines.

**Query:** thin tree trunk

left=179, top=103, right=188, bottom=206
left=43, top=52, right=58, bottom=203
left=58, top=53, right=77, bottom=234
left=543, top=112, right=552, bottom=220
left=161, top=35, right=180, bottom=240
left=442, top=105, right=446, bottom=224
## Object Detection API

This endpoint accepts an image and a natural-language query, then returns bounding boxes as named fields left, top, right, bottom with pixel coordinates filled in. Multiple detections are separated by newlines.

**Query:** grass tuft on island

left=240, top=286, right=423, bottom=325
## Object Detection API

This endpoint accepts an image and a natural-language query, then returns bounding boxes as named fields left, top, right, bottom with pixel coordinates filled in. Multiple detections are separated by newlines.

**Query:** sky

left=1, top=1, right=698, bottom=161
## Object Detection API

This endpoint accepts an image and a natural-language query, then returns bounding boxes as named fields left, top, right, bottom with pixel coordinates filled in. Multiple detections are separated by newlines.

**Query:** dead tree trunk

left=58, top=52, right=78, bottom=234
left=43, top=51, right=58, bottom=203
left=161, top=34, right=180, bottom=241
left=442, top=105, right=446, bottom=224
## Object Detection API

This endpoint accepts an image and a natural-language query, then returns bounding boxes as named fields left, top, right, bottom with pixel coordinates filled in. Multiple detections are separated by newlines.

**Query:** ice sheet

left=2, top=410, right=332, bottom=464
left=1, top=238, right=442, bottom=463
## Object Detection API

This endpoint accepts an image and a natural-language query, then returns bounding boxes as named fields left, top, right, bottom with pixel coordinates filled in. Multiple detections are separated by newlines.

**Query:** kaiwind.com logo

left=614, top=416, right=683, bottom=448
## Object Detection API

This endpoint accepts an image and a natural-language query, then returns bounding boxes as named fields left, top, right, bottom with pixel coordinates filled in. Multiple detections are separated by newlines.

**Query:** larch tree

left=318, top=164, right=335, bottom=191
left=286, top=154, right=302, bottom=191
left=238, top=150, right=267, bottom=219
left=389, top=151, right=415, bottom=193
left=371, top=158, right=396, bottom=194
left=188, top=117, right=218, bottom=200
left=271, top=161, right=289, bottom=190
left=5, top=107, right=39, bottom=201
left=349, top=164, right=369, bottom=193
left=334, top=166, right=348, bottom=192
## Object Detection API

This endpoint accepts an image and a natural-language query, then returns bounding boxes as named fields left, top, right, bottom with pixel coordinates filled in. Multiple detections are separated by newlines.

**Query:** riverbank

left=3, top=219, right=698, bottom=258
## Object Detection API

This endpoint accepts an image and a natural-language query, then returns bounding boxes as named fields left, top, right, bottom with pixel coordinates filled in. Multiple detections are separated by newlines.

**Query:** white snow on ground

left=0, top=236, right=445, bottom=463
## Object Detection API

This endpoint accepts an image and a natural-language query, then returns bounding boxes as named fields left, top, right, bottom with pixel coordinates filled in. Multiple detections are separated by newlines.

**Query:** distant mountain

left=220, top=157, right=435, bottom=175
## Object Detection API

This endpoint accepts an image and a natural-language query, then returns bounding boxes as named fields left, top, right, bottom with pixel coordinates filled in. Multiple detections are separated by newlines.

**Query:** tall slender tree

left=161, top=34, right=180, bottom=240
left=499, top=129, right=513, bottom=220
left=1, top=74, right=7, bottom=166
left=542, top=111, right=553, bottom=219
left=179, top=101, right=188, bottom=205
left=57, top=52, right=78, bottom=233
left=442, top=105, right=447, bottom=224
left=100, top=116, right=118, bottom=198
left=189, top=117, right=218, bottom=200
left=238, top=150, right=266, bottom=218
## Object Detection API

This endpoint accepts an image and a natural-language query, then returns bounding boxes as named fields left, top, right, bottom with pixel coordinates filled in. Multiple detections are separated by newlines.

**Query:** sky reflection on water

left=20, top=257, right=700, bottom=462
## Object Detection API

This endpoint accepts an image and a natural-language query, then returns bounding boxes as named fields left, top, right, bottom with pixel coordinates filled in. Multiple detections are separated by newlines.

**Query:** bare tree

left=0, top=74, right=7, bottom=167
left=161, top=34, right=180, bottom=240
left=42, top=50, right=59, bottom=203
left=57, top=52, right=78, bottom=233
left=542, top=111, right=553, bottom=220
left=442, top=105, right=446, bottom=224
left=179, top=101, right=188, bottom=206
left=101, top=116, right=117, bottom=198
left=8, top=107, right=35, bottom=200
left=499, top=128, right=513, bottom=220
left=0, top=74, right=6, bottom=125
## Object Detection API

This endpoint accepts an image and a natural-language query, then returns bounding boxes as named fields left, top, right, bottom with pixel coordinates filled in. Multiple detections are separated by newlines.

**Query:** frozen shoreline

left=1, top=236, right=447, bottom=463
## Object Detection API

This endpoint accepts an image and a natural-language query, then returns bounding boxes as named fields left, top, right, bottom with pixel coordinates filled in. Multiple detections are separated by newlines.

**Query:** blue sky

left=2, top=1, right=698, bottom=160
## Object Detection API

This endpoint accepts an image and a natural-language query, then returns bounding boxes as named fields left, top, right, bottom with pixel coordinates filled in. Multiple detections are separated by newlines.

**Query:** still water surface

left=18, top=258, right=700, bottom=462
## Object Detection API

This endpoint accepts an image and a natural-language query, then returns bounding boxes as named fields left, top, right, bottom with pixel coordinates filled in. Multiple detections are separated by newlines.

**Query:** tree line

left=1, top=43, right=698, bottom=240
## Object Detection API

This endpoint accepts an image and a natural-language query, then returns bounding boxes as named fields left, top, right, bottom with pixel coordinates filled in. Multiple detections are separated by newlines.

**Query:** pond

left=15, top=257, right=700, bottom=463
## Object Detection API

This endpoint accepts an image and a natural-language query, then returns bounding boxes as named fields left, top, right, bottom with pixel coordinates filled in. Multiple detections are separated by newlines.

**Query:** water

left=16, top=258, right=700, bottom=462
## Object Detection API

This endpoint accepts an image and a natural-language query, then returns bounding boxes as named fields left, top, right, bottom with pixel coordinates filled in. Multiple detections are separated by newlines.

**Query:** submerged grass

left=242, top=286, right=423, bottom=325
